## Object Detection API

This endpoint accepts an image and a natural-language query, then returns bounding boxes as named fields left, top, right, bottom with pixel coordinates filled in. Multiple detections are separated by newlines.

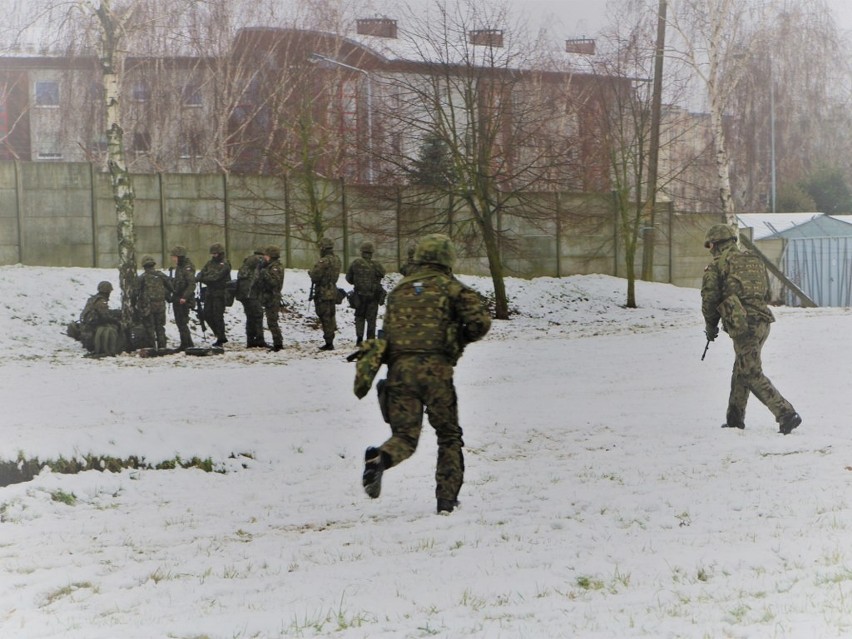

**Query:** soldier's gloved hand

left=705, top=325, right=719, bottom=341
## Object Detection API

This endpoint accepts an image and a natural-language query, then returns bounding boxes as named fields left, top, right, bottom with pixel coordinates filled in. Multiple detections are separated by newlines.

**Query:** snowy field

left=1, top=264, right=851, bottom=639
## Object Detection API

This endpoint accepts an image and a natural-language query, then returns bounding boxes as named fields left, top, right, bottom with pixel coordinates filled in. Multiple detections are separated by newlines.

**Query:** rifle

left=701, top=339, right=710, bottom=361
left=195, top=284, right=207, bottom=335
left=308, top=281, right=315, bottom=302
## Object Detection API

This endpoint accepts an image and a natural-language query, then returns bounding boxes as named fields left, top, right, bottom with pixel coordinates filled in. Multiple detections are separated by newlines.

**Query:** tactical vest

left=724, top=250, right=768, bottom=303
left=140, top=271, right=167, bottom=312
left=80, top=295, right=99, bottom=325
left=352, top=259, right=378, bottom=296
left=384, top=273, right=459, bottom=360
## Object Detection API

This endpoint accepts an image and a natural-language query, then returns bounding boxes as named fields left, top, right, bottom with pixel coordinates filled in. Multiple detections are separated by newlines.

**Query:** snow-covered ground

left=0, top=264, right=850, bottom=639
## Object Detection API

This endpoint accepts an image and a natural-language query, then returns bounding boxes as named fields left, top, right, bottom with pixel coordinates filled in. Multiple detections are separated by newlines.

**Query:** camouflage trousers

left=264, top=304, right=282, bottom=348
left=173, top=301, right=194, bottom=348
left=727, top=321, right=795, bottom=426
left=314, top=300, right=337, bottom=342
left=241, top=298, right=265, bottom=346
left=377, top=353, right=464, bottom=503
left=140, top=307, right=167, bottom=349
left=354, top=296, right=380, bottom=341
left=204, top=294, right=227, bottom=342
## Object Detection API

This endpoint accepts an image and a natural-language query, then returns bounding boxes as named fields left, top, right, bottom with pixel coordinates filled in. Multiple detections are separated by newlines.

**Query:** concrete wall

left=1, top=160, right=717, bottom=288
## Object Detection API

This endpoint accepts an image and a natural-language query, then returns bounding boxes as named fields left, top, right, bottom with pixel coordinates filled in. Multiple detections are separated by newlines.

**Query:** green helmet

left=264, top=245, right=280, bottom=259
left=209, top=242, right=225, bottom=254
left=254, top=247, right=265, bottom=256
left=319, top=237, right=334, bottom=251
left=170, top=245, right=187, bottom=257
left=360, top=241, right=374, bottom=255
left=141, top=255, right=156, bottom=267
left=97, top=281, right=113, bottom=294
left=704, top=224, right=737, bottom=248
left=414, top=233, right=456, bottom=269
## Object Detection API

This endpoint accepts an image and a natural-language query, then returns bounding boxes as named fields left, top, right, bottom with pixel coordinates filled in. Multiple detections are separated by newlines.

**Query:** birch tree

left=667, top=0, right=767, bottom=224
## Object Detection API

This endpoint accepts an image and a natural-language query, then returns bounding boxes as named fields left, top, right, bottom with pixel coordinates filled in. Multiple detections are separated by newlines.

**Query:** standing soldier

left=236, top=248, right=266, bottom=348
left=361, top=233, right=491, bottom=514
left=196, top=242, right=232, bottom=347
left=258, top=245, right=285, bottom=352
left=701, top=223, right=802, bottom=434
left=309, top=237, right=342, bottom=351
left=170, top=245, right=196, bottom=351
left=136, top=255, right=173, bottom=350
left=346, top=241, right=386, bottom=345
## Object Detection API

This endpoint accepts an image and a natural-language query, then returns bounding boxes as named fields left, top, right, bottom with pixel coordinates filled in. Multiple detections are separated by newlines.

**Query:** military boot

left=362, top=447, right=386, bottom=498
left=779, top=412, right=802, bottom=435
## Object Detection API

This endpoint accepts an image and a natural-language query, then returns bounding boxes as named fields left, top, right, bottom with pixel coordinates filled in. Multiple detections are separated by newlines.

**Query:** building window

left=131, top=81, right=150, bottom=102
left=133, top=131, right=151, bottom=153
left=182, top=82, right=202, bottom=107
left=35, top=80, right=60, bottom=107
left=179, top=129, right=203, bottom=158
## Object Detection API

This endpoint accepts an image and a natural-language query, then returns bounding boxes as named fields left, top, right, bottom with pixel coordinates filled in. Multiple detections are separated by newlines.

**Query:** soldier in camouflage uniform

left=258, top=245, right=285, bottom=351
left=362, top=233, right=492, bottom=514
left=196, top=242, right=232, bottom=347
left=236, top=248, right=267, bottom=348
left=136, top=255, right=174, bottom=350
left=170, top=245, right=196, bottom=351
left=701, top=223, right=802, bottom=435
left=309, top=237, right=342, bottom=351
left=80, top=281, right=122, bottom=356
left=399, top=244, right=417, bottom=276
left=345, top=241, right=386, bottom=345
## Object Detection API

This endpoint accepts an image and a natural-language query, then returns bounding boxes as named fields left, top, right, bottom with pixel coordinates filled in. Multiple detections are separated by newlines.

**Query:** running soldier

left=362, top=233, right=491, bottom=514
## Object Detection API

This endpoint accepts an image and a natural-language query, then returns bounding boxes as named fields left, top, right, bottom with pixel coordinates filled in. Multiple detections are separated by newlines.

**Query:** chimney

left=565, top=38, right=596, bottom=55
left=357, top=18, right=398, bottom=39
left=469, top=29, right=504, bottom=48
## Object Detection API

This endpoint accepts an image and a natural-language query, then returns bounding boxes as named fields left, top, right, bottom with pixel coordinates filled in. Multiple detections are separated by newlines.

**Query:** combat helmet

left=141, top=255, right=156, bottom=267
left=264, top=245, right=281, bottom=259
left=209, top=242, right=225, bottom=254
left=170, top=245, right=187, bottom=257
left=319, top=237, right=334, bottom=252
left=704, top=224, right=737, bottom=248
left=97, top=281, right=113, bottom=294
left=414, top=233, right=456, bottom=270
left=360, top=241, right=374, bottom=255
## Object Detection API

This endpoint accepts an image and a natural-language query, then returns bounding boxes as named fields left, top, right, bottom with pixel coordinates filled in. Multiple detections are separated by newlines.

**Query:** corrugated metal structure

left=738, top=213, right=852, bottom=307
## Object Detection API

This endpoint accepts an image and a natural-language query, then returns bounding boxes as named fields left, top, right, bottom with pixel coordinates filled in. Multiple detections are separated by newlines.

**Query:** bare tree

left=379, top=0, right=586, bottom=319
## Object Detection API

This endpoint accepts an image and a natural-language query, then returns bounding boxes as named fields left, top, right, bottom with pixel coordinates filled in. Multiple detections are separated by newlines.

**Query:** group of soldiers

left=69, top=226, right=802, bottom=515
left=74, top=237, right=390, bottom=356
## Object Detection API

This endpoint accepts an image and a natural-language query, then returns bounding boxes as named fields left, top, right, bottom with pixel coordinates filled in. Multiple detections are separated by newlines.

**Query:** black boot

left=779, top=412, right=802, bottom=435
left=437, top=498, right=460, bottom=514
left=319, top=340, right=334, bottom=351
left=362, top=447, right=386, bottom=498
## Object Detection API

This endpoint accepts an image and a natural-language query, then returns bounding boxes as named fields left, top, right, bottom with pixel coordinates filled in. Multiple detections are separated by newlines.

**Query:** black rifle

left=195, top=284, right=207, bottom=335
left=701, top=339, right=710, bottom=361
left=308, top=281, right=315, bottom=302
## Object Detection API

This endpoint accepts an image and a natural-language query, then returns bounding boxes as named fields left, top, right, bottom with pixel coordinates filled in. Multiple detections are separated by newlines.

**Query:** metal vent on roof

left=469, top=29, right=503, bottom=47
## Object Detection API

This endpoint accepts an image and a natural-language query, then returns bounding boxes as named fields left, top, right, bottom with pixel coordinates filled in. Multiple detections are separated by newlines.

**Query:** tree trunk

left=480, top=218, right=508, bottom=320
left=97, top=1, right=137, bottom=325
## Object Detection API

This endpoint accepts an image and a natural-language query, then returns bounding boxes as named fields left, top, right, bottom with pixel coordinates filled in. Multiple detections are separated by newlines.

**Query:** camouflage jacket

left=136, top=268, right=173, bottom=315
left=702, top=242, right=774, bottom=334
left=236, top=254, right=263, bottom=301
left=346, top=256, right=385, bottom=297
left=309, top=252, right=342, bottom=302
left=81, top=293, right=118, bottom=328
left=258, top=258, right=285, bottom=308
left=196, top=257, right=232, bottom=298
left=172, top=257, right=196, bottom=305
left=383, top=265, right=491, bottom=363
